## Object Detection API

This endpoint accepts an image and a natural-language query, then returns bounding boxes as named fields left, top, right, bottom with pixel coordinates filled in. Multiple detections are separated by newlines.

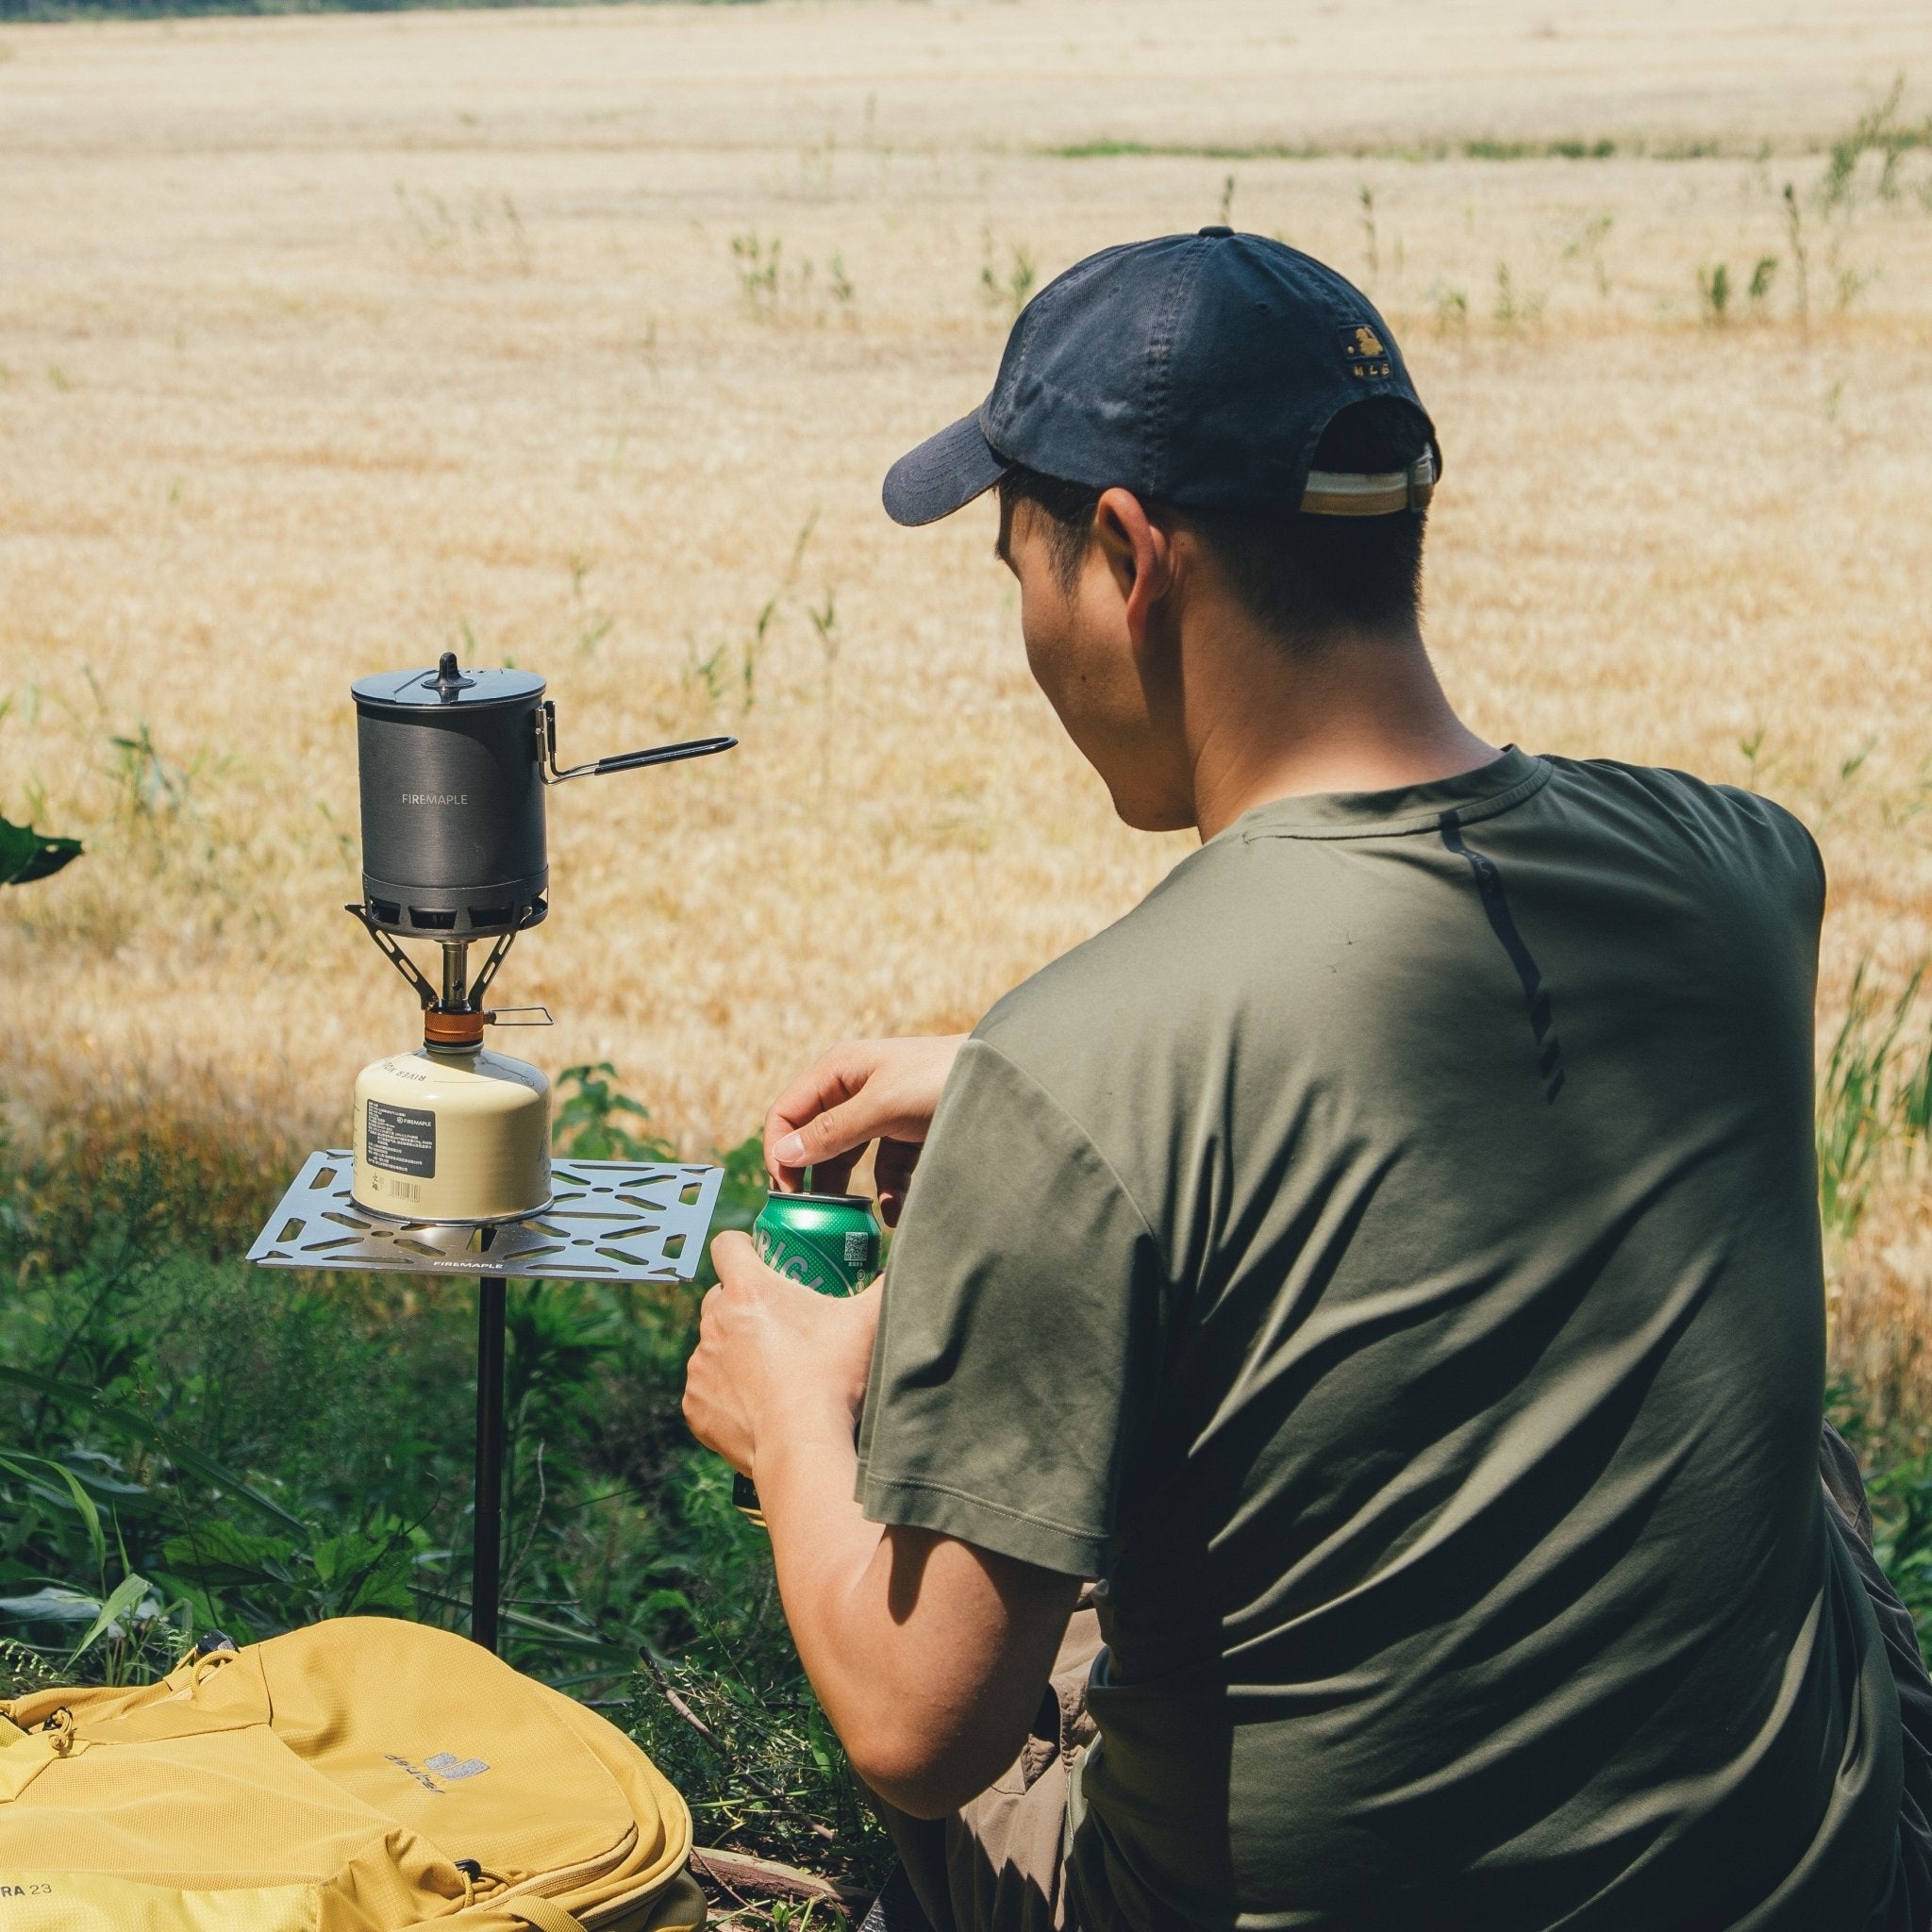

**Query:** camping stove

left=249, top=650, right=736, bottom=1654
left=342, top=649, right=733, bottom=1224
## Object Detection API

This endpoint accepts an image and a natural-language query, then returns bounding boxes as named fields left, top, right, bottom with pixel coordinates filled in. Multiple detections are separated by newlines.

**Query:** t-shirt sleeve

left=1717, top=783, right=1827, bottom=923
left=854, top=1037, right=1169, bottom=1578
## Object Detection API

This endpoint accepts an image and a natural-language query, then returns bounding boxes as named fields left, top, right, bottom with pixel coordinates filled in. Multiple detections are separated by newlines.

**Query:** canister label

left=366, top=1100, right=437, bottom=1177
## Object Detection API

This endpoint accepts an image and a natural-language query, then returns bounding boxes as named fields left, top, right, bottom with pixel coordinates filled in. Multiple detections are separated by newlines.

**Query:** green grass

left=1047, top=139, right=1332, bottom=163
left=1039, top=133, right=1875, bottom=166
left=1036, top=80, right=1923, bottom=179
left=4, top=968, right=1930, bottom=1876
left=0, top=1070, right=887, bottom=1884
left=1817, top=964, right=1932, bottom=1238
left=1047, top=137, right=1622, bottom=164
left=1463, top=138, right=1618, bottom=161
left=1821, top=74, right=1932, bottom=211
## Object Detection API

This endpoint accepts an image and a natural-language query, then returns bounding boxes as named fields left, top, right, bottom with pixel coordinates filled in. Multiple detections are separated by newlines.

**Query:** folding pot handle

left=536, top=702, right=736, bottom=785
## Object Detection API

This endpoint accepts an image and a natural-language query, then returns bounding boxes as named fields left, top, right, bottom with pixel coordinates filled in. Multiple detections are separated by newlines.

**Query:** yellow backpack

left=0, top=1617, right=704, bottom=1932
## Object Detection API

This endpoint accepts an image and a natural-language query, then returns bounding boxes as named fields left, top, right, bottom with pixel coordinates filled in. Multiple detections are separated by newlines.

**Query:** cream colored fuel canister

left=352, top=1045, right=551, bottom=1223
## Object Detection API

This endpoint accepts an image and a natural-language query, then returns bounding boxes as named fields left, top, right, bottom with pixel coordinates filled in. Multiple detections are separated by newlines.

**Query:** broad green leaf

left=0, top=1367, right=308, bottom=1538
left=314, top=1523, right=416, bottom=1615
left=0, top=1588, right=103, bottom=1624
left=633, top=1587, right=695, bottom=1622
left=0, top=814, right=82, bottom=887
left=311, top=1529, right=393, bottom=1591
left=158, top=1524, right=296, bottom=1589
left=341, top=1557, right=414, bottom=1616
left=66, top=1572, right=150, bottom=1665
left=0, top=1453, right=107, bottom=1574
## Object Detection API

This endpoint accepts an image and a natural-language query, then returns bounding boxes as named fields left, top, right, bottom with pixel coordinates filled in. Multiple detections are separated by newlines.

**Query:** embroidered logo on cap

left=1338, top=323, right=1392, bottom=378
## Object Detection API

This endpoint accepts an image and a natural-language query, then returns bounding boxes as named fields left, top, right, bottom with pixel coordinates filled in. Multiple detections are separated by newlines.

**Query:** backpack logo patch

left=386, top=1750, right=491, bottom=1792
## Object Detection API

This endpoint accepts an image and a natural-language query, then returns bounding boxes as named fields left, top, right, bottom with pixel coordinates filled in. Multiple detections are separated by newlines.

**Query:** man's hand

left=681, top=1231, right=1081, bottom=1825
left=764, top=1035, right=966, bottom=1222
left=683, top=1230, right=880, bottom=1477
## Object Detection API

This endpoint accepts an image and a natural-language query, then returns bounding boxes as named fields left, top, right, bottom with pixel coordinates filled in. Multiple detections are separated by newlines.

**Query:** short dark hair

left=996, top=397, right=1429, bottom=649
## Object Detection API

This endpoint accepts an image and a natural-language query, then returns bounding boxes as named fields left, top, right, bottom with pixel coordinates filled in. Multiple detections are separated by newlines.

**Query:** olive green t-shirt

left=856, top=749, right=1907, bottom=1931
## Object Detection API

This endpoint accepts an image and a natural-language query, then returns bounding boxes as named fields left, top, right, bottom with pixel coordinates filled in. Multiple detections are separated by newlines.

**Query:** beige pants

left=872, top=1593, right=1103, bottom=1932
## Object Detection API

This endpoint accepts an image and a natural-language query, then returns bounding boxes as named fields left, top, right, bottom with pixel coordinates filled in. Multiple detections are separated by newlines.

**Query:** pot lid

left=353, top=651, right=545, bottom=712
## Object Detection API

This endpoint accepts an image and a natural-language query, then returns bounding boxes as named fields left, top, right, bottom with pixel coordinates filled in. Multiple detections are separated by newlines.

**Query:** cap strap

left=1300, top=451, right=1436, bottom=518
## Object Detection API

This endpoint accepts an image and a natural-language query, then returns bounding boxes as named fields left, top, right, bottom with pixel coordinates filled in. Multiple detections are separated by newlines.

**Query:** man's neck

left=1185, top=625, right=1501, bottom=843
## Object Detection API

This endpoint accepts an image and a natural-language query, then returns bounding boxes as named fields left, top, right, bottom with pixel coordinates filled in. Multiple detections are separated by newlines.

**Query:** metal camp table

left=249, top=1151, right=723, bottom=1653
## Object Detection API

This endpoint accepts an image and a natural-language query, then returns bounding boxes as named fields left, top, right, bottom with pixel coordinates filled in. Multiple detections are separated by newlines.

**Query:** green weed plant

left=0, top=1066, right=880, bottom=1876
left=5, top=997, right=1926, bottom=1884
left=1817, top=963, right=1932, bottom=1237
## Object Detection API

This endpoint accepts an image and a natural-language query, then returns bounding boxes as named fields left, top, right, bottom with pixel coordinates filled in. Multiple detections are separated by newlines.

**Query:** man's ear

left=1093, top=489, right=1175, bottom=649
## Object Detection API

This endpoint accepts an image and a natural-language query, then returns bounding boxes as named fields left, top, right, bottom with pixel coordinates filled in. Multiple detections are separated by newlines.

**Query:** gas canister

left=352, top=1046, right=550, bottom=1223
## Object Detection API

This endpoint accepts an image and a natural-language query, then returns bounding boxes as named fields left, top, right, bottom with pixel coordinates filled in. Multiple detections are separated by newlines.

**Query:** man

left=681, top=230, right=1932, bottom=1930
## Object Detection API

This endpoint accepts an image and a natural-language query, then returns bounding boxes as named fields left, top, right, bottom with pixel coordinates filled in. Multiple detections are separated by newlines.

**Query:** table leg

left=472, top=1276, right=507, bottom=1653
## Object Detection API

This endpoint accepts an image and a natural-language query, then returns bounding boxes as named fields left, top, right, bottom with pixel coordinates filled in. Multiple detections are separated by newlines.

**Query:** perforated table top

left=246, top=1149, right=723, bottom=1282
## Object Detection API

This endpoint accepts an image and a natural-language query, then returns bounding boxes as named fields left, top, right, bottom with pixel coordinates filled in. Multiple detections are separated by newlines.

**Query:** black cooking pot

left=352, top=652, right=733, bottom=938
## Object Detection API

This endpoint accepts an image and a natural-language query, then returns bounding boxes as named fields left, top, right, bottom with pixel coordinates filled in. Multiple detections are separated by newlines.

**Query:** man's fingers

left=770, top=1085, right=885, bottom=1197
left=764, top=1037, right=964, bottom=1186
left=875, top=1140, right=920, bottom=1192
left=709, top=1228, right=838, bottom=1300
left=765, top=1043, right=879, bottom=1176
left=874, top=1141, right=920, bottom=1226
left=709, top=1229, right=760, bottom=1287
left=774, top=1093, right=881, bottom=1171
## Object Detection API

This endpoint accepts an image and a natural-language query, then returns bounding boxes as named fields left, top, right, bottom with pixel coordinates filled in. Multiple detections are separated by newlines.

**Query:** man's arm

left=683, top=1231, right=1082, bottom=1817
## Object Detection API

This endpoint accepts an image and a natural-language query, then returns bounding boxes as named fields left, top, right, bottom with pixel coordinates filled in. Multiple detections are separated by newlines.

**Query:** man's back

left=860, top=748, right=1903, bottom=1929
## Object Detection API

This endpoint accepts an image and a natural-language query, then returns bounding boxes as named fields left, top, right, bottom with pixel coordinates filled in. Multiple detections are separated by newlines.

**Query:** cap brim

left=882, top=408, right=1006, bottom=527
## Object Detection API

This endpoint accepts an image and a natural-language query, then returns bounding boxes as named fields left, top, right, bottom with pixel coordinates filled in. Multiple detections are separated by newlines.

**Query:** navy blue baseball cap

left=883, top=227, right=1439, bottom=526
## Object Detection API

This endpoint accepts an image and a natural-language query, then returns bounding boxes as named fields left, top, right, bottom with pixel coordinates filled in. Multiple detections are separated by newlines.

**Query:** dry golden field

left=4, top=1, right=1932, bottom=1406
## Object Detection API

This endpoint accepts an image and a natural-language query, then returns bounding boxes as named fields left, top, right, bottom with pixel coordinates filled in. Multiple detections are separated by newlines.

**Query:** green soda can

left=733, top=1190, right=881, bottom=1527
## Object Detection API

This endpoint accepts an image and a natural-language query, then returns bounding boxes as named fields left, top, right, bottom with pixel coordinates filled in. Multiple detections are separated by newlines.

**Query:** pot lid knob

left=433, top=651, right=475, bottom=702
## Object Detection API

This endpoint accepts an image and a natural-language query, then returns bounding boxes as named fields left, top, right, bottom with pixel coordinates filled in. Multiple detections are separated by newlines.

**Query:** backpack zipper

left=495, top=1822, right=639, bottom=1903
